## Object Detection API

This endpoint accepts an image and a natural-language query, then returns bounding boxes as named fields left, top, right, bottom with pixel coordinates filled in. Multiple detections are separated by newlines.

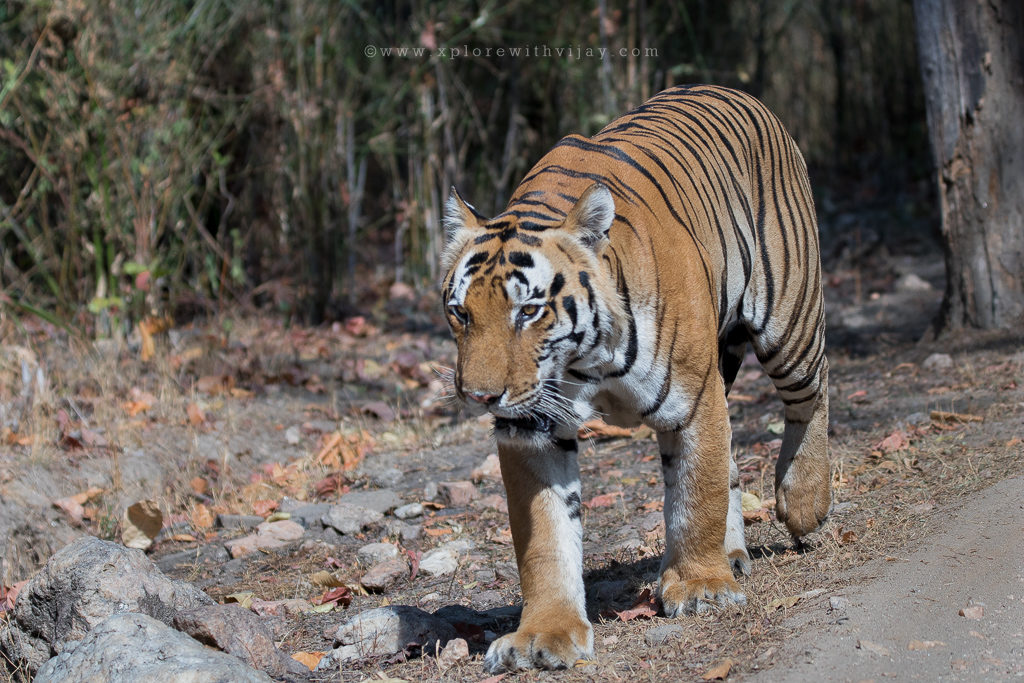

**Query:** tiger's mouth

left=493, top=413, right=555, bottom=433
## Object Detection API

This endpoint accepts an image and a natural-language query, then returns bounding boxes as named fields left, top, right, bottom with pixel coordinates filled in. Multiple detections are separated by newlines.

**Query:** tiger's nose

left=467, top=391, right=500, bottom=405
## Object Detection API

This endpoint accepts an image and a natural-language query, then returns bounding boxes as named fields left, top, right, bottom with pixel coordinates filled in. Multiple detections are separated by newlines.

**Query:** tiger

left=440, top=84, right=831, bottom=672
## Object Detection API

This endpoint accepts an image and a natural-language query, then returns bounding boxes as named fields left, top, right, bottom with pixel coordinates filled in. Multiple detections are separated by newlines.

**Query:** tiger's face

left=440, top=183, right=624, bottom=433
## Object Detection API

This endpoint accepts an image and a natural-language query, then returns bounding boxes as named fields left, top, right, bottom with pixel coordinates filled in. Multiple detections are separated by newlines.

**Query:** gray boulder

left=0, top=536, right=213, bottom=675
left=33, top=612, right=272, bottom=682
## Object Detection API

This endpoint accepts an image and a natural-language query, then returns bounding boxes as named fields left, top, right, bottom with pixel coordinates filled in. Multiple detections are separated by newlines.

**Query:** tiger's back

left=440, top=84, right=830, bottom=673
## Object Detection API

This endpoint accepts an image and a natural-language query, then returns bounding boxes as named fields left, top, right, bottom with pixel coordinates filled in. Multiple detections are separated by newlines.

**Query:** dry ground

left=1, top=249, right=1022, bottom=682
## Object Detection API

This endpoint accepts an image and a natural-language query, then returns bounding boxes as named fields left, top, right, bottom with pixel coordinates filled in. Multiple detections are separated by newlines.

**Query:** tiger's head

left=440, top=183, right=625, bottom=435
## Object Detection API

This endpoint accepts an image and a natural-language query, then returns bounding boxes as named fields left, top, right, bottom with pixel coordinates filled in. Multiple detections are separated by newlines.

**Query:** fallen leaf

left=309, top=570, right=345, bottom=588
left=169, top=533, right=197, bottom=542
left=189, top=477, right=208, bottom=496
left=313, top=586, right=353, bottom=608
left=702, top=658, right=733, bottom=680
left=846, top=389, right=868, bottom=401
left=224, top=591, right=255, bottom=608
left=577, top=419, right=634, bottom=440
left=186, top=402, right=206, bottom=426
left=740, top=491, right=762, bottom=512
left=252, top=499, right=279, bottom=517
left=742, top=508, right=771, bottom=524
left=874, top=429, right=909, bottom=454
left=196, top=374, right=234, bottom=395
left=0, top=579, right=29, bottom=613
left=122, top=400, right=151, bottom=417
left=766, top=420, right=785, bottom=435
left=1006, top=437, right=1022, bottom=448
left=610, top=588, right=657, bottom=621
left=191, top=503, right=214, bottom=529
left=122, top=500, right=163, bottom=550
left=766, top=594, right=801, bottom=611
left=584, top=491, right=623, bottom=509
left=291, top=652, right=326, bottom=670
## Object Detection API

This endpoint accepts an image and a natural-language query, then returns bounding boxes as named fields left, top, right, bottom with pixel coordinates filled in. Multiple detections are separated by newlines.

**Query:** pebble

left=284, top=425, right=302, bottom=445
left=360, top=557, right=409, bottom=592
left=321, top=504, right=383, bottom=535
left=438, top=481, right=478, bottom=507
left=338, top=489, right=404, bottom=514
left=436, top=637, right=469, bottom=671
left=470, top=454, right=502, bottom=483
left=385, top=520, right=422, bottom=542
left=394, top=502, right=424, bottom=520
left=474, top=494, right=508, bottom=513
left=419, top=548, right=458, bottom=577
left=922, top=352, right=953, bottom=372
left=249, top=598, right=314, bottom=617
left=287, top=503, right=332, bottom=529
left=896, top=273, right=934, bottom=292
left=357, top=542, right=399, bottom=565
left=224, top=520, right=305, bottom=558
left=319, top=605, right=456, bottom=666
left=829, top=596, right=850, bottom=611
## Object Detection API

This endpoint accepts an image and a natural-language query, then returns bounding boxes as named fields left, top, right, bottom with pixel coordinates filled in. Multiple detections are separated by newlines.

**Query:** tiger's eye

left=448, top=305, right=468, bottom=323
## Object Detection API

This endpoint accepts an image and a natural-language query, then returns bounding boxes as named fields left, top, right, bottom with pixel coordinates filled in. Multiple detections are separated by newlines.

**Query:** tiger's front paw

left=659, top=572, right=746, bottom=617
left=484, top=622, right=594, bottom=672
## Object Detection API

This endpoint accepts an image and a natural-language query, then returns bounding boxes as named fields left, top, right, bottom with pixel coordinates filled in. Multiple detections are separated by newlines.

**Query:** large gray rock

left=318, top=605, right=457, bottom=669
left=173, top=604, right=308, bottom=679
left=338, top=489, right=404, bottom=514
left=0, top=536, right=213, bottom=675
left=33, top=612, right=272, bottom=682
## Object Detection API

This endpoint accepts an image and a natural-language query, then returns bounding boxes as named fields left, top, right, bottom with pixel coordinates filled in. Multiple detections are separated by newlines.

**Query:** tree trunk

left=913, top=0, right=1024, bottom=330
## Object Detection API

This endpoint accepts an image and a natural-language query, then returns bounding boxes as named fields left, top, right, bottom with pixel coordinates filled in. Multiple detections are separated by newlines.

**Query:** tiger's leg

left=484, top=436, right=592, bottom=672
left=726, top=455, right=751, bottom=575
left=658, top=386, right=746, bottom=616
left=755, top=331, right=832, bottom=538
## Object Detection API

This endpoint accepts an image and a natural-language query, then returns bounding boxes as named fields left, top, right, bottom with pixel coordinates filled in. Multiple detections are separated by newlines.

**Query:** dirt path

left=750, top=475, right=1024, bottom=682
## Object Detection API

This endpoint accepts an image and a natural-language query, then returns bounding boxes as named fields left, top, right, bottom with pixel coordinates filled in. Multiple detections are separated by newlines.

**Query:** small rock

left=225, top=520, right=305, bottom=558
left=33, top=613, right=271, bottom=683
left=319, top=606, right=457, bottom=667
left=284, top=425, right=302, bottom=445
left=474, top=493, right=508, bottom=513
left=896, top=273, right=934, bottom=292
left=360, top=557, right=409, bottom=592
left=645, top=624, right=685, bottom=646
left=287, top=503, right=332, bottom=529
left=321, top=503, right=384, bottom=535
left=494, top=563, right=518, bottom=581
left=474, top=568, right=497, bottom=584
left=423, top=481, right=439, bottom=501
left=471, top=454, right=502, bottom=483
left=611, top=537, right=643, bottom=554
left=419, top=548, right=459, bottom=577
left=437, top=637, right=469, bottom=671
left=357, top=542, right=400, bottom=565
left=385, top=519, right=422, bottom=542
left=922, top=352, right=953, bottom=372
left=156, top=544, right=230, bottom=574
left=367, top=466, right=405, bottom=488
left=394, top=502, right=424, bottom=520
left=173, top=604, right=306, bottom=679
left=959, top=604, right=984, bottom=619
left=249, top=598, right=314, bottom=617
left=338, top=489, right=404, bottom=514
left=908, top=639, right=944, bottom=651
left=216, top=514, right=265, bottom=531
left=829, top=596, right=851, bottom=611
left=438, top=481, right=478, bottom=507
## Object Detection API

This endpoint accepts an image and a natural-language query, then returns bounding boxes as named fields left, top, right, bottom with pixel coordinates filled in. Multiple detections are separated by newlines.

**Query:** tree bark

left=914, top=0, right=1024, bottom=330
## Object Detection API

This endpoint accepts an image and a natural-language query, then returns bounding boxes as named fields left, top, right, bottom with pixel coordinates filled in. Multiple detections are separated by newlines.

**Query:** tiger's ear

left=441, top=187, right=485, bottom=272
left=564, top=183, right=615, bottom=252
left=443, top=187, right=485, bottom=243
